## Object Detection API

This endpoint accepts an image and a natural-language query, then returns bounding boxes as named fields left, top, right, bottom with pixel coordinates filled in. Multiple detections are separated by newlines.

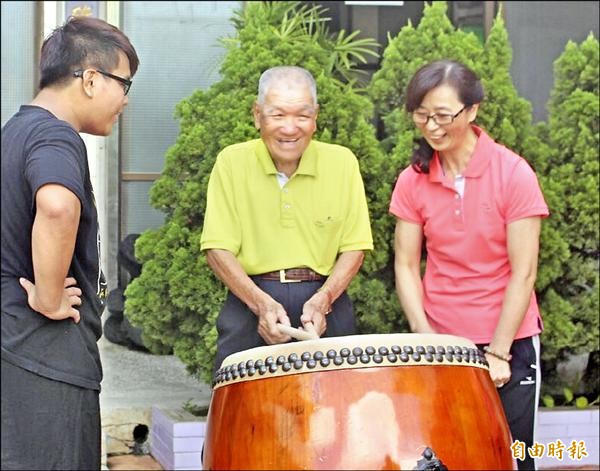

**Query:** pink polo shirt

left=389, top=126, right=549, bottom=343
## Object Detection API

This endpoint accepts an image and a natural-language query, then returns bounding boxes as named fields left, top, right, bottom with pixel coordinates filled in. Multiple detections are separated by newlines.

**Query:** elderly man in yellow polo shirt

left=201, top=65, right=373, bottom=371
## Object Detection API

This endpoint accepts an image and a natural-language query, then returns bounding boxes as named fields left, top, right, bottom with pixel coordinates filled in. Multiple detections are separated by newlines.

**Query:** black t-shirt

left=1, top=105, right=106, bottom=390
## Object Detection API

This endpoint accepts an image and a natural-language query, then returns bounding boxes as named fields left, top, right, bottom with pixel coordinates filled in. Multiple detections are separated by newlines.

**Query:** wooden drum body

left=203, top=333, right=516, bottom=470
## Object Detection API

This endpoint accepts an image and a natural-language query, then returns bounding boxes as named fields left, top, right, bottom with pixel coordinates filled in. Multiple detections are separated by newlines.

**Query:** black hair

left=405, top=59, right=484, bottom=173
left=39, top=16, right=139, bottom=90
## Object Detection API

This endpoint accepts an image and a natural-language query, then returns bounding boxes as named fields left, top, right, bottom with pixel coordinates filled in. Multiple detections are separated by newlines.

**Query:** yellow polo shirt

left=200, top=139, right=373, bottom=275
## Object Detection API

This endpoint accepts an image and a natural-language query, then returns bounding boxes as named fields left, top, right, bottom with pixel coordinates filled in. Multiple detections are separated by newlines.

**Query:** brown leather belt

left=255, top=268, right=326, bottom=283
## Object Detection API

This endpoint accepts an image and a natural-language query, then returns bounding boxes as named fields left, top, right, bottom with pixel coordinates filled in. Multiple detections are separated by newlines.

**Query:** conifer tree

left=477, top=13, right=535, bottom=155
left=535, top=34, right=599, bottom=379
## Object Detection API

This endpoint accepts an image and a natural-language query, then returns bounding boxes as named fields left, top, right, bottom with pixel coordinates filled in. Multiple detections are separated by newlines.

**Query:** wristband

left=483, top=346, right=512, bottom=362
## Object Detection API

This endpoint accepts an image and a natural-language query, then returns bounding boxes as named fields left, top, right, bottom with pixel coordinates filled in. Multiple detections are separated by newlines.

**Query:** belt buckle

left=280, top=269, right=301, bottom=283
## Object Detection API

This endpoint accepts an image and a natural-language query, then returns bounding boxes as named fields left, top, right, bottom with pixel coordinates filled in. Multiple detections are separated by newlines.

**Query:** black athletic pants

left=478, top=336, right=541, bottom=471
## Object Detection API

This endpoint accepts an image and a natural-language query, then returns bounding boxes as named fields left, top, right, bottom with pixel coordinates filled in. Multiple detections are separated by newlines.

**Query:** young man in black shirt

left=1, top=16, right=139, bottom=469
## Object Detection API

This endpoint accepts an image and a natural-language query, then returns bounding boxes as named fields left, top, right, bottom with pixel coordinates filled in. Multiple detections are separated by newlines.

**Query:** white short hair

left=257, top=66, right=317, bottom=106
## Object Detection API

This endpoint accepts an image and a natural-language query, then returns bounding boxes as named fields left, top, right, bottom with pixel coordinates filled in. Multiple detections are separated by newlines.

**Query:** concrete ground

left=99, top=334, right=211, bottom=412
left=107, top=454, right=163, bottom=470
left=99, top=332, right=211, bottom=465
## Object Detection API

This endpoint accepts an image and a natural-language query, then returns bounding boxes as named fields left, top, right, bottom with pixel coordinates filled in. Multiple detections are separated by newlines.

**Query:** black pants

left=1, top=359, right=101, bottom=470
left=478, top=336, right=541, bottom=471
left=214, top=278, right=356, bottom=374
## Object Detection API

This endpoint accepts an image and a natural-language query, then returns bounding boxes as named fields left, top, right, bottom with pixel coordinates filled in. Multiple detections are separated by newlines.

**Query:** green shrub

left=534, top=34, right=599, bottom=397
left=124, top=2, right=387, bottom=383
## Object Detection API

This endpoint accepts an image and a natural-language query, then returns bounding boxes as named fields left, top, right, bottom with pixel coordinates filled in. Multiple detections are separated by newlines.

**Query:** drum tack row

left=213, top=342, right=488, bottom=388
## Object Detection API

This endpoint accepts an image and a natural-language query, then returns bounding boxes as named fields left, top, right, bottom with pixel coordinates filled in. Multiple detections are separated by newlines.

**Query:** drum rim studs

left=212, top=343, right=489, bottom=387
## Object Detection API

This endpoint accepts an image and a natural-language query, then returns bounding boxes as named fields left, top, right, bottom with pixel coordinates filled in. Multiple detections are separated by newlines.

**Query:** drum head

left=213, top=333, right=488, bottom=388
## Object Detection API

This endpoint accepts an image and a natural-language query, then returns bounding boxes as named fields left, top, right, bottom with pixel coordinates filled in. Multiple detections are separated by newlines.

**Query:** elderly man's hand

left=254, top=294, right=292, bottom=344
left=300, top=291, right=330, bottom=337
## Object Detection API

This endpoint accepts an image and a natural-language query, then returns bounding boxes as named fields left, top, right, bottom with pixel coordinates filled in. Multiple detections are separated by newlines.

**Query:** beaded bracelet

left=483, top=346, right=512, bottom=362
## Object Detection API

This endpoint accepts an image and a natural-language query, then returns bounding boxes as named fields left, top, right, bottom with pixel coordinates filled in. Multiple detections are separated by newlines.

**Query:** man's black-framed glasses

left=73, top=69, right=132, bottom=96
left=412, top=106, right=466, bottom=126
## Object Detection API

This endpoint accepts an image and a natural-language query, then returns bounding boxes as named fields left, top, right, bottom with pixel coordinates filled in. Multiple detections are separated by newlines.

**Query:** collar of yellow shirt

left=256, top=139, right=318, bottom=177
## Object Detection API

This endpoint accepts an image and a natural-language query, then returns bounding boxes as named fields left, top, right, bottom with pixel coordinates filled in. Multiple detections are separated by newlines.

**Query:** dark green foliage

left=534, top=34, right=599, bottom=392
left=124, top=1, right=386, bottom=383
left=476, top=13, right=538, bottom=157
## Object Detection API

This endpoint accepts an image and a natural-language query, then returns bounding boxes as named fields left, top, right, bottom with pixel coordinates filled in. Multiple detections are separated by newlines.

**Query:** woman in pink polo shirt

left=390, top=59, right=549, bottom=471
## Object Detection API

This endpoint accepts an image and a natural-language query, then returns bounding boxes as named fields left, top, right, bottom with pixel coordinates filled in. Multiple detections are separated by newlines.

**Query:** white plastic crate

left=150, top=406, right=206, bottom=470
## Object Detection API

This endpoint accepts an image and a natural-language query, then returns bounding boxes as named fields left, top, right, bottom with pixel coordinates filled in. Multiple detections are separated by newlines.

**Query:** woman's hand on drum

left=486, top=355, right=512, bottom=389
left=415, top=324, right=436, bottom=334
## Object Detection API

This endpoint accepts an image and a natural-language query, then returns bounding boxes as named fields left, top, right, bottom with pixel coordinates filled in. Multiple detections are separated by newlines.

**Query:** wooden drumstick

left=277, top=323, right=319, bottom=341
left=302, top=321, right=318, bottom=339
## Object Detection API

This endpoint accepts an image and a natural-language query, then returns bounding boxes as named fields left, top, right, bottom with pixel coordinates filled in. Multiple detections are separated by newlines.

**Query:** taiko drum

left=203, top=333, right=516, bottom=470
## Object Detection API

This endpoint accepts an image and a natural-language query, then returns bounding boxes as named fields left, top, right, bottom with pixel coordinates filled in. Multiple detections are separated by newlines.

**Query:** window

left=119, top=2, right=239, bottom=239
